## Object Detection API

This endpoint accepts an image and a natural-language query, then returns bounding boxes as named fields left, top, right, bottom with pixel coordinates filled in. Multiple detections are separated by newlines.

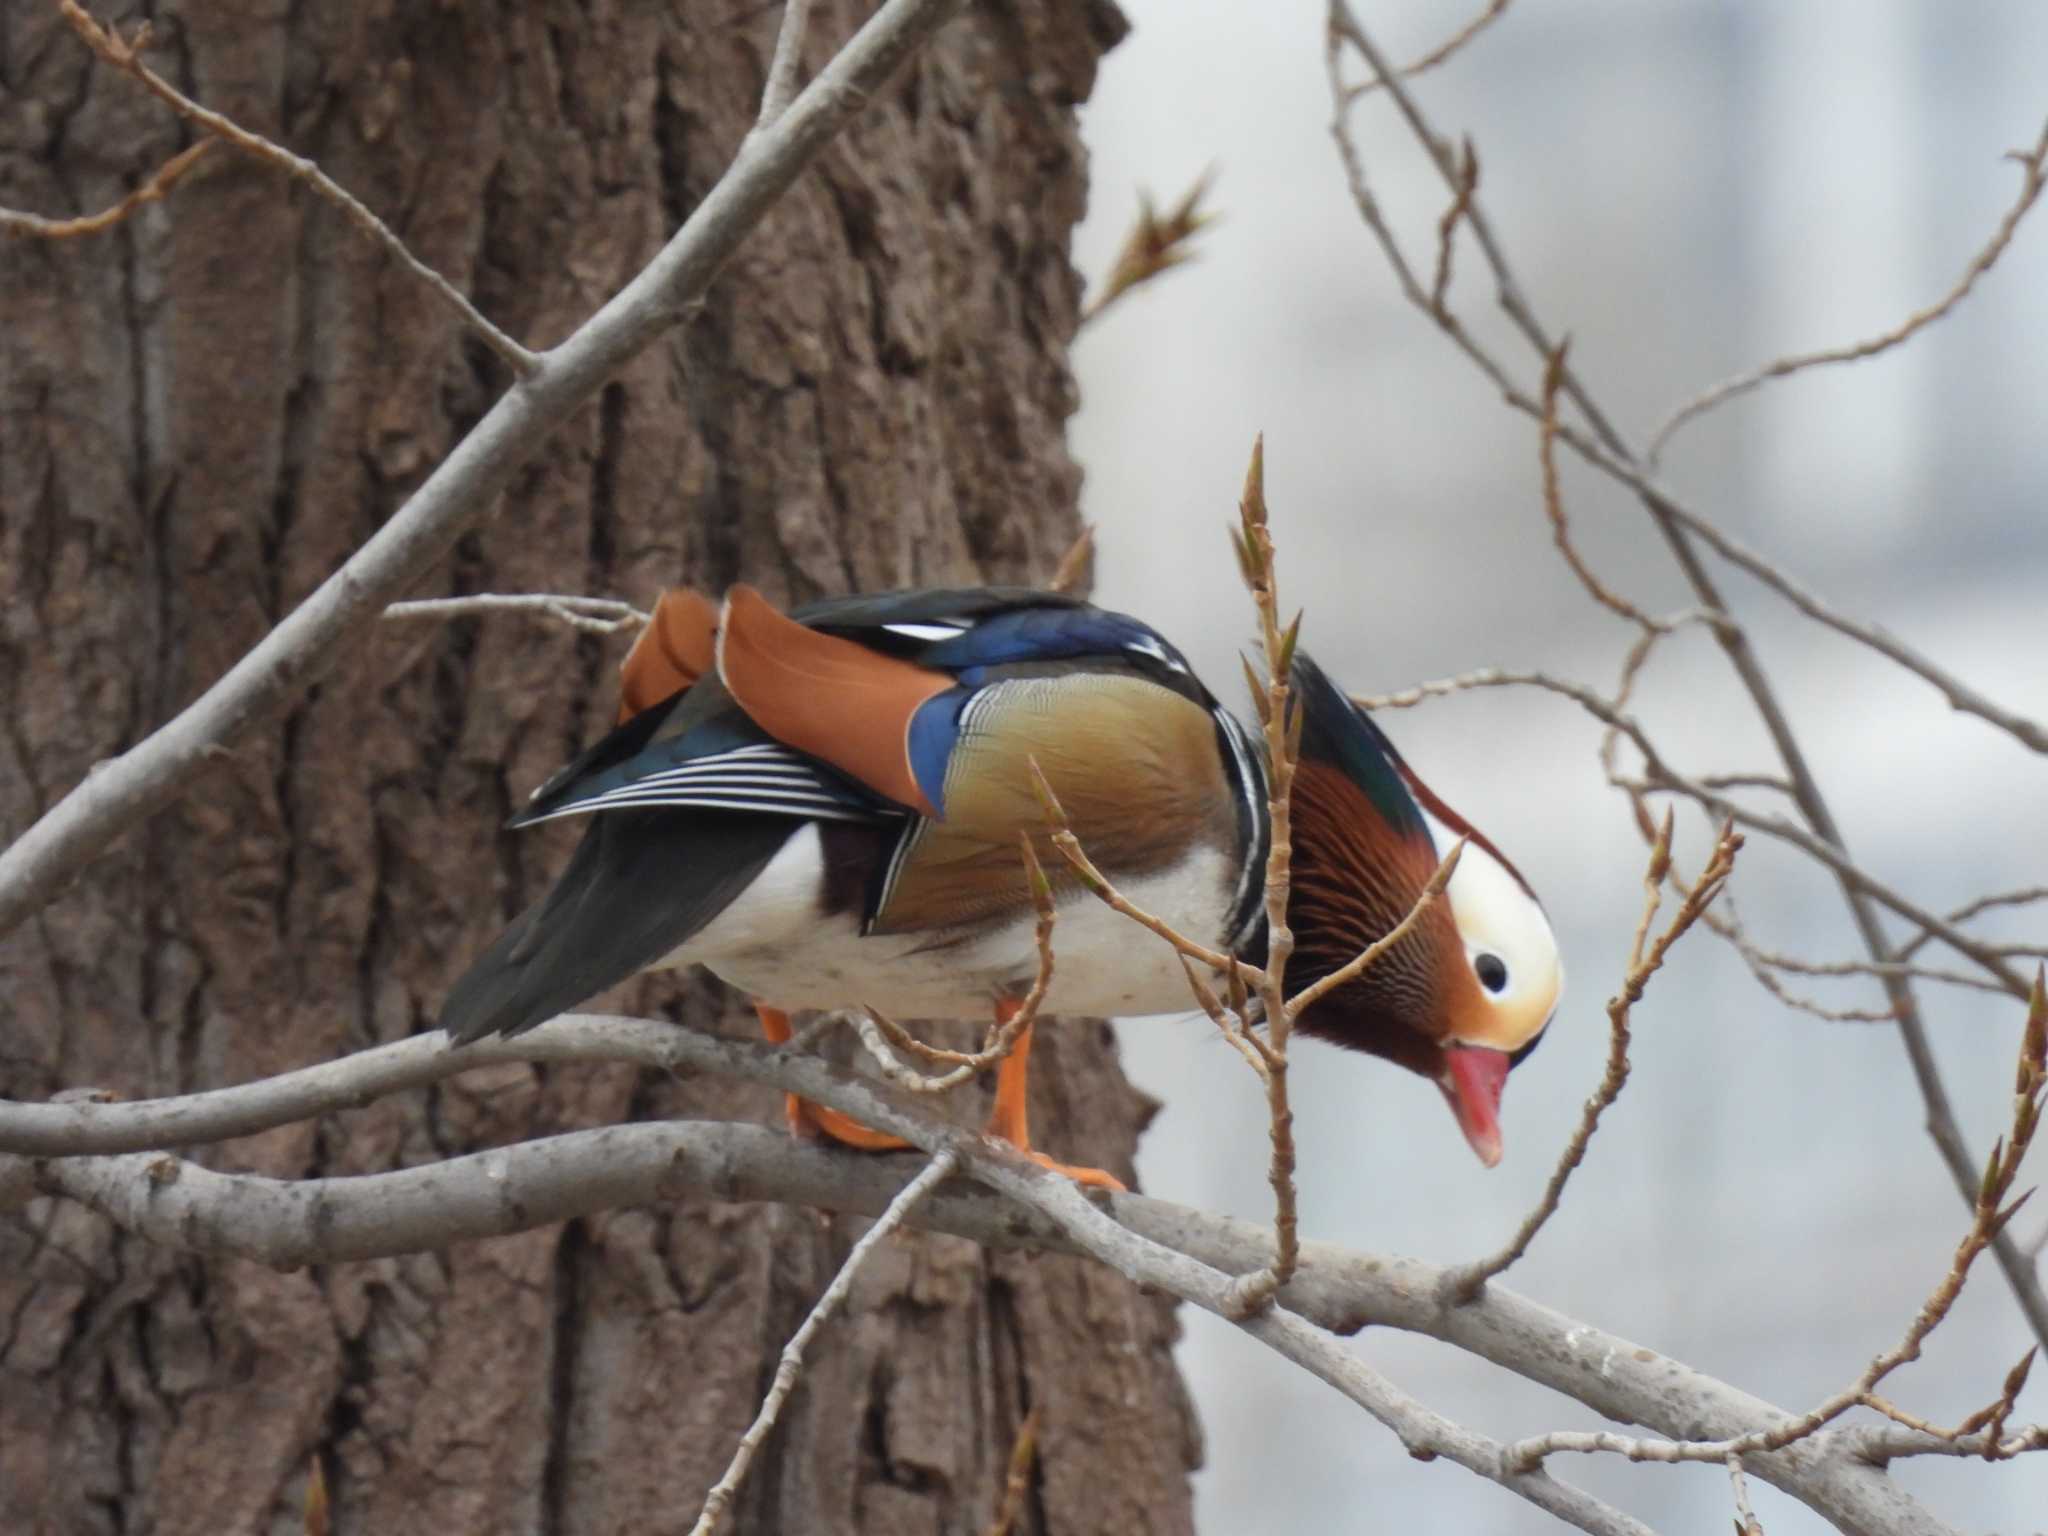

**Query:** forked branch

left=0, top=140, right=213, bottom=240
left=687, top=1147, right=961, bottom=1535
left=55, top=0, right=538, bottom=373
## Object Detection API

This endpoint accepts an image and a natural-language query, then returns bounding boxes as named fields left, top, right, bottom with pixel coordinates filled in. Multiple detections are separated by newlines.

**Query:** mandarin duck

left=441, top=585, right=1562, bottom=1187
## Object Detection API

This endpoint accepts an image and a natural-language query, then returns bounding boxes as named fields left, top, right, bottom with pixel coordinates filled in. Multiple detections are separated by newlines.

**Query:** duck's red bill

left=1440, top=1045, right=1510, bottom=1168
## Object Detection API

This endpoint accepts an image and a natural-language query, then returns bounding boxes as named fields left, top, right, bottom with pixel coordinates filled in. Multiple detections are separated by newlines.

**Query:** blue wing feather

left=904, top=687, right=971, bottom=817
left=918, top=605, right=1193, bottom=676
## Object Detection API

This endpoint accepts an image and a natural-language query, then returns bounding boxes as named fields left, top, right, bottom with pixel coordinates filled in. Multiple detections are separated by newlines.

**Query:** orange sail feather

left=617, top=588, right=719, bottom=723
left=716, top=585, right=952, bottom=817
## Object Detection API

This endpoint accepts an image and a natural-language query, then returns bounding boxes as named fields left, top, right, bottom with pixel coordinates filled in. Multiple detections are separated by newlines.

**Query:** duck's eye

left=1475, top=952, right=1509, bottom=993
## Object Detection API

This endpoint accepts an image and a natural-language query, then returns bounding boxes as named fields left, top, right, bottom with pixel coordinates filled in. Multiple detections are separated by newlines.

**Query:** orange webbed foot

left=758, top=1004, right=913, bottom=1153
left=1009, top=1146, right=1127, bottom=1191
left=985, top=1005, right=1127, bottom=1193
left=786, top=1095, right=914, bottom=1152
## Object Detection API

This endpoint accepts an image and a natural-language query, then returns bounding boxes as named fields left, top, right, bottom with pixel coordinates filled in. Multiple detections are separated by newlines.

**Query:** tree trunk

left=0, top=2, right=1200, bottom=1532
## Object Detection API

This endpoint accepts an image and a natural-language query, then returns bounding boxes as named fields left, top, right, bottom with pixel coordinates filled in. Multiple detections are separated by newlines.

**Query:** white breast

left=671, top=823, right=1238, bottom=1021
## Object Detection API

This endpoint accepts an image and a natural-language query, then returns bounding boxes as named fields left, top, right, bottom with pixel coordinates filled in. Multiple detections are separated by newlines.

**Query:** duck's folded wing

left=513, top=681, right=893, bottom=830
left=441, top=807, right=797, bottom=1041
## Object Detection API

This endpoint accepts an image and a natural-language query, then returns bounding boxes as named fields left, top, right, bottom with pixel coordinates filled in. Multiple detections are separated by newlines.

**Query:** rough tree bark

left=0, top=2, right=1201, bottom=1532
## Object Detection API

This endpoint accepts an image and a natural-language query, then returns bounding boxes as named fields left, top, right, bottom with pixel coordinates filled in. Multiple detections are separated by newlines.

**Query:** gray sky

left=1069, top=1, right=2048, bottom=1530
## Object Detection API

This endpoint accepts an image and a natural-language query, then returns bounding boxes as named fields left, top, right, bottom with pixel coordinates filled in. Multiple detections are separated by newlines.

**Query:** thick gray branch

left=2, top=1014, right=1964, bottom=1536
left=0, top=0, right=965, bottom=942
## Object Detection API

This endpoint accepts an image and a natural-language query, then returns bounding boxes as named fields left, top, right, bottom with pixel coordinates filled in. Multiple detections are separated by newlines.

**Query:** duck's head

left=1280, top=655, right=1563, bottom=1167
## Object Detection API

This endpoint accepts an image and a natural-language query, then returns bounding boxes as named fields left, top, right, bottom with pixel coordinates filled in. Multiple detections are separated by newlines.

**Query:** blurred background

left=1067, top=1, right=2048, bottom=1530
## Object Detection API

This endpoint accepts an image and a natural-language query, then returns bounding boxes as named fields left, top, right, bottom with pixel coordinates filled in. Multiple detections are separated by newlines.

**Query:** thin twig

left=1324, top=2, right=2048, bottom=1346
left=1698, top=772, right=1797, bottom=796
left=1221, top=438, right=1308, bottom=1316
left=1078, top=169, right=1217, bottom=327
left=1283, top=840, right=1464, bottom=1021
left=1175, top=956, right=1274, bottom=1079
left=687, top=1147, right=960, bottom=1535
left=1349, top=667, right=2030, bottom=999
left=1728, top=1454, right=1764, bottom=1536
left=1033, top=766, right=1251, bottom=982
left=1537, top=340, right=1665, bottom=632
left=1958, top=1344, right=2037, bottom=1453
left=382, top=593, right=649, bottom=636
left=1340, top=0, right=1515, bottom=98
left=0, top=141, right=213, bottom=240
left=1448, top=817, right=1739, bottom=1300
left=851, top=1010, right=983, bottom=1093
left=1899, top=887, right=2048, bottom=962
left=1703, top=902, right=1901, bottom=1022
left=852, top=837, right=1055, bottom=1092
left=1832, top=1421, right=2048, bottom=1465
left=754, top=0, right=816, bottom=131
left=1705, top=921, right=2008, bottom=999
left=1636, top=486, right=2048, bottom=755
left=1430, top=137, right=1479, bottom=315
left=1649, top=118, right=2048, bottom=466
left=55, top=1, right=538, bottom=375
left=983, top=1408, right=1041, bottom=1536
left=1507, top=973, right=2045, bottom=1472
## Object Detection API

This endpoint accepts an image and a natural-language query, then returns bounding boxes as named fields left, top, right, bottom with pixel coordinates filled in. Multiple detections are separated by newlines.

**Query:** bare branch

left=1627, top=484, right=2048, bottom=755
left=1825, top=1420, right=2048, bottom=1465
left=1703, top=901, right=1903, bottom=1023
left=0, top=0, right=969, bottom=947
left=1649, top=118, right=2048, bottom=465
left=1032, top=763, right=1251, bottom=982
left=687, top=1147, right=960, bottom=1536
left=1698, top=772, right=1797, bottom=796
left=1078, top=169, right=1217, bottom=327
left=983, top=1409, right=1041, bottom=1536
left=1448, top=819, right=1739, bottom=1300
left=0, top=140, right=213, bottom=239
left=382, top=593, right=650, bottom=636
left=55, top=1, right=538, bottom=374
left=1340, top=0, right=1515, bottom=98
left=1429, top=137, right=1478, bottom=315
left=1488, top=692, right=2021, bottom=998
left=851, top=836, right=1055, bottom=1092
left=1323, top=4, right=2048, bottom=1343
left=1899, top=886, right=2048, bottom=962
left=1729, top=1454, right=1764, bottom=1536
left=1704, top=919, right=2011, bottom=1001
left=1537, top=340, right=1666, bottom=632
left=1507, top=974, right=2045, bottom=1472
left=1222, top=436, right=1310, bottom=1315
left=754, top=0, right=816, bottom=132
left=3, top=1012, right=1971, bottom=1535
left=1351, top=667, right=2032, bottom=1001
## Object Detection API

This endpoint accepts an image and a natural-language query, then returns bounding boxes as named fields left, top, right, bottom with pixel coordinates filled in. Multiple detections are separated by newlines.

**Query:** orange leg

left=986, top=1000, right=1126, bottom=1192
left=756, top=1004, right=911, bottom=1152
